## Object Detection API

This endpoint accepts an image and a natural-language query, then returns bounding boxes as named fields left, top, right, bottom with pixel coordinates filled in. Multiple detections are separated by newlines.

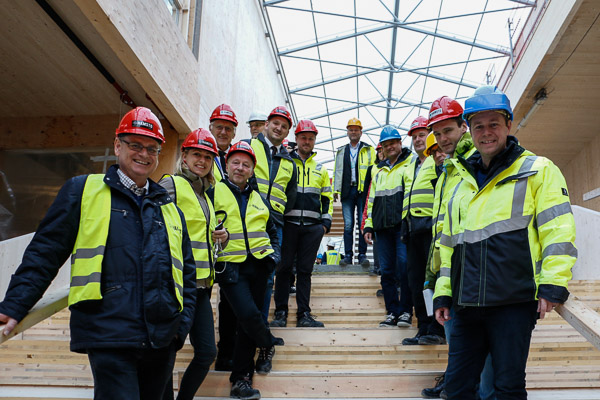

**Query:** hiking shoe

left=421, top=374, right=445, bottom=399
left=339, top=256, right=351, bottom=266
left=379, top=313, right=398, bottom=327
left=289, top=286, right=296, bottom=295
left=215, top=357, right=233, bottom=371
left=418, top=334, right=447, bottom=345
left=270, top=310, right=287, bottom=327
left=272, top=336, right=285, bottom=346
left=376, top=289, right=383, bottom=297
left=358, top=254, right=370, bottom=268
left=255, top=346, right=275, bottom=375
left=402, top=333, right=423, bottom=345
left=297, top=312, right=324, bottom=327
left=397, top=312, right=412, bottom=327
left=230, top=378, right=261, bottom=400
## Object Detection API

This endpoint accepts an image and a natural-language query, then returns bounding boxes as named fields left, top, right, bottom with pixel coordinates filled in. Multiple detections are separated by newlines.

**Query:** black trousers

left=406, top=227, right=443, bottom=336
left=274, top=223, right=324, bottom=316
left=217, top=288, right=237, bottom=361
left=88, top=343, right=176, bottom=400
left=220, top=256, right=277, bottom=382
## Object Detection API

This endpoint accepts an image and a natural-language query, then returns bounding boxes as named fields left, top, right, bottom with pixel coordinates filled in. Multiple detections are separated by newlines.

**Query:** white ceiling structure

left=261, top=0, right=536, bottom=168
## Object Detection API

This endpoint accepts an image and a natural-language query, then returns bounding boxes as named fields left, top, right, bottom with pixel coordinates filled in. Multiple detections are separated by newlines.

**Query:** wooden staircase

left=2, top=277, right=600, bottom=398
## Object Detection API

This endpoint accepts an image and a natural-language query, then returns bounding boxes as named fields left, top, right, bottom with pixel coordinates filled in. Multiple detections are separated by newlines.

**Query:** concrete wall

left=572, top=206, right=600, bottom=280
left=0, top=234, right=70, bottom=299
left=563, top=134, right=600, bottom=212
left=196, top=0, right=287, bottom=138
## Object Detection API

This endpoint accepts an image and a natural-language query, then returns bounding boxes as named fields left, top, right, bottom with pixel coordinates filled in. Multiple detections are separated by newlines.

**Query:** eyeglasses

left=120, top=138, right=161, bottom=156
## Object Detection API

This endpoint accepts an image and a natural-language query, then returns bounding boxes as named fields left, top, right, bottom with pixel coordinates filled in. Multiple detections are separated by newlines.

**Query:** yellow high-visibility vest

left=170, top=175, right=215, bottom=288
left=69, top=174, right=185, bottom=310
left=251, top=140, right=295, bottom=215
left=213, top=181, right=274, bottom=263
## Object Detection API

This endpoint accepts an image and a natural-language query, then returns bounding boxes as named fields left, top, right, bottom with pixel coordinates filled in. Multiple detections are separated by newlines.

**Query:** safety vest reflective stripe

left=322, top=187, right=332, bottom=193
left=375, top=186, right=403, bottom=197
left=403, top=202, right=434, bottom=211
left=228, top=232, right=270, bottom=240
left=301, top=187, right=321, bottom=195
left=537, top=202, right=572, bottom=227
left=214, top=182, right=274, bottom=263
left=286, top=209, right=321, bottom=219
left=69, top=174, right=185, bottom=310
left=404, top=188, right=435, bottom=198
left=543, top=242, right=577, bottom=258
left=171, top=176, right=215, bottom=286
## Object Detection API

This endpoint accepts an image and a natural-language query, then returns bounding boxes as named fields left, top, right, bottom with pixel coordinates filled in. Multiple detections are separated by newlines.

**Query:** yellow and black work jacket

left=333, top=142, right=376, bottom=198
left=247, top=134, right=297, bottom=228
left=208, top=178, right=280, bottom=265
left=402, top=156, right=438, bottom=236
left=428, top=132, right=477, bottom=277
left=159, top=174, right=216, bottom=289
left=285, top=151, right=334, bottom=232
left=363, top=147, right=413, bottom=232
left=433, top=138, right=576, bottom=311
left=0, top=165, right=197, bottom=352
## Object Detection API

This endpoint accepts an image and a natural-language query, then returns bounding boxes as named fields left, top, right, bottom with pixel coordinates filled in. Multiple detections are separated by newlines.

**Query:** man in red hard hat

left=0, top=107, right=197, bottom=399
left=209, top=104, right=238, bottom=182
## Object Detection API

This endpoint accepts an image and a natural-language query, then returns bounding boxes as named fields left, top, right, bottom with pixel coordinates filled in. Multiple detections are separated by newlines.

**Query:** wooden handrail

left=0, top=288, right=68, bottom=344
left=555, top=296, right=600, bottom=350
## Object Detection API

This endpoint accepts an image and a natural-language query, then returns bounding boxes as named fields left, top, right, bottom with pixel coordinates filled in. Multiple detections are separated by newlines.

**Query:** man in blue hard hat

left=363, top=126, right=414, bottom=328
left=434, top=86, right=576, bottom=399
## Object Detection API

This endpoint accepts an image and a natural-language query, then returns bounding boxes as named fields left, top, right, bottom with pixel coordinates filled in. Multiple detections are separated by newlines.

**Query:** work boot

left=297, top=312, right=325, bottom=327
left=270, top=310, right=287, bottom=327
left=421, top=374, right=445, bottom=399
left=340, top=255, right=352, bottom=266
left=230, top=377, right=261, bottom=400
left=418, top=334, right=447, bottom=345
left=402, top=333, right=424, bottom=345
left=255, top=346, right=276, bottom=375
left=358, top=254, right=370, bottom=268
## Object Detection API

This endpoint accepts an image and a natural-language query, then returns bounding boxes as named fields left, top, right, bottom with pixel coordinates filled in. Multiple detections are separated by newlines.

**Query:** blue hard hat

left=379, top=125, right=402, bottom=143
left=463, top=85, right=513, bottom=126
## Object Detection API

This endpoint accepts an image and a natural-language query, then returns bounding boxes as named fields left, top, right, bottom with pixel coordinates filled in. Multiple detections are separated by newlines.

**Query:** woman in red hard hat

left=159, top=129, right=229, bottom=400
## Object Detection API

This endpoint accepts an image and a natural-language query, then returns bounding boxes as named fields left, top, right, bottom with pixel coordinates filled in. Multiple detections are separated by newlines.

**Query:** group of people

left=0, top=84, right=576, bottom=400
left=342, top=86, right=576, bottom=399
left=0, top=102, right=331, bottom=400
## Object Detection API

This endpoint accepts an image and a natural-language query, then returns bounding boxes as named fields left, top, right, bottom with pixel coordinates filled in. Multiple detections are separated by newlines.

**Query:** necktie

left=271, top=146, right=277, bottom=158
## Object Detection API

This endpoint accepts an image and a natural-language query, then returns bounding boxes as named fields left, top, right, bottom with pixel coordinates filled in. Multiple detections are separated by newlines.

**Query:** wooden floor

left=1, top=277, right=599, bottom=398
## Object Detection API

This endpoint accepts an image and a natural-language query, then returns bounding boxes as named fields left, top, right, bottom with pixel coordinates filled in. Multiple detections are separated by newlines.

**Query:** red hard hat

left=407, top=116, right=429, bottom=136
left=376, top=143, right=382, bottom=150
left=295, top=119, right=318, bottom=135
left=268, top=106, right=293, bottom=126
left=226, top=141, right=256, bottom=165
left=116, top=107, right=165, bottom=143
left=181, top=128, right=219, bottom=155
left=427, top=96, right=464, bottom=127
left=210, top=104, right=238, bottom=127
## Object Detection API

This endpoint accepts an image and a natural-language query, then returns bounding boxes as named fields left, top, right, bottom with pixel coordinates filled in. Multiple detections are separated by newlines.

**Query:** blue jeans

left=444, top=307, right=496, bottom=400
left=341, top=186, right=367, bottom=258
left=261, top=226, right=283, bottom=324
left=445, top=302, right=538, bottom=400
left=374, top=226, right=411, bottom=316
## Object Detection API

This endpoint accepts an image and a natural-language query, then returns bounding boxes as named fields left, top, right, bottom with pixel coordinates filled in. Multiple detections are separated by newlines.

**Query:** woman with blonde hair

left=160, top=128, right=228, bottom=400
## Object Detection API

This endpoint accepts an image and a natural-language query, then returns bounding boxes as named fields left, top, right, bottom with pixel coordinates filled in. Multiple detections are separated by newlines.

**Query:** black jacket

left=0, top=165, right=197, bottom=353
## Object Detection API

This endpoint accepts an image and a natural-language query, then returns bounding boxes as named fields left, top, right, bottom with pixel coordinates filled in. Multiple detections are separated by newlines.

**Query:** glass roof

left=262, top=0, right=535, bottom=168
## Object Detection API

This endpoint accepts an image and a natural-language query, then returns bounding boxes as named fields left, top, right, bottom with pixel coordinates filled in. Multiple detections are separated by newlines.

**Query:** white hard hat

left=247, top=111, right=268, bottom=124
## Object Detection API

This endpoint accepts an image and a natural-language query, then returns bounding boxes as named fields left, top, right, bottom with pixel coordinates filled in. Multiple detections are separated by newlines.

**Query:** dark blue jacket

left=0, top=165, right=197, bottom=353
